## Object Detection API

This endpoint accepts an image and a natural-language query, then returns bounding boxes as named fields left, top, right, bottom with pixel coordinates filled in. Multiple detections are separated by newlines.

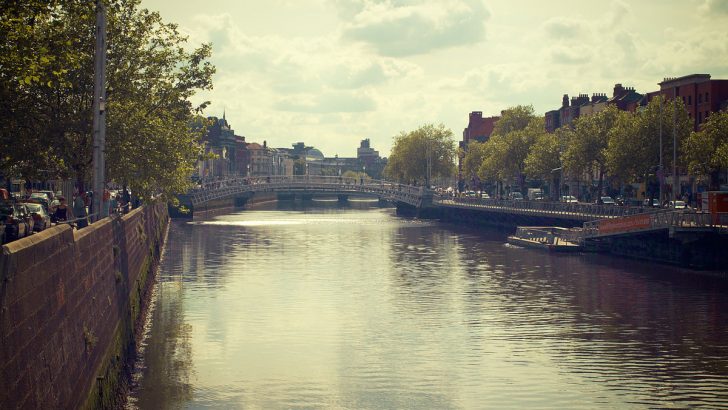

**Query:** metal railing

left=582, top=210, right=723, bottom=238
left=188, top=176, right=428, bottom=208
left=434, top=195, right=662, bottom=221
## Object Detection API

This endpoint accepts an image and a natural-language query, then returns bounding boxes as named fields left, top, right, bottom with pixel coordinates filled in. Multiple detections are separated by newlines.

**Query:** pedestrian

left=54, top=196, right=70, bottom=222
left=109, top=191, right=118, bottom=215
left=73, top=193, right=88, bottom=229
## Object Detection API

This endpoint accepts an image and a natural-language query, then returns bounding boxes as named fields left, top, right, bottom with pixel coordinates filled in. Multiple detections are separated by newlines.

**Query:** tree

left=563, top=105, right=624, bottom=201
left=492, top=105, right=535, bottom=136
left=524, top=131, right=560, bottom=196
left=383, top=123, right=456, bottom=185
left=606, top=96, right=691, bottom=200
left=479, top=107, right=543, bottom=193
left=462, top=141, right=488, bottom=182
left=683, top=111, right=728, bottom=190
left=0, top=0, right=215, bottom=200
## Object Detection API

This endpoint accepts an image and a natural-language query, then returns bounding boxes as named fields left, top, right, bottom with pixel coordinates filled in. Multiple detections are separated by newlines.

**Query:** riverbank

left=0, top=202, right=169, bottom=409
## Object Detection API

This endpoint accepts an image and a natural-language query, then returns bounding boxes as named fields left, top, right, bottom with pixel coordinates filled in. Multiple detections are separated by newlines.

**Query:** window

left=688, top=95, right=692, bottom=105
left=698, top=93, right=702, bottom=104
left=706, top=92, right=709, bottom=102
left=698, top=112, right=702, bottom=123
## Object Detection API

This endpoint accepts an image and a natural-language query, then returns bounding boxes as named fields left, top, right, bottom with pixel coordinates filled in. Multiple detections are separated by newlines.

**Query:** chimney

left=562, top=94, right=569, bottom=108
left=613, top=83, right=624, bottom=98
left=263, top=140, right=267, bottom=148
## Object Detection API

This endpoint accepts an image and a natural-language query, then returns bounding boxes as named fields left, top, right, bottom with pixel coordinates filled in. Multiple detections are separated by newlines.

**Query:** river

left=127, top=201, right=728, bottom=409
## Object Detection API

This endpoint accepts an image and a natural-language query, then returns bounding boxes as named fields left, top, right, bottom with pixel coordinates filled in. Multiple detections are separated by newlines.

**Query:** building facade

left=649, top=74, right=728, bottom=131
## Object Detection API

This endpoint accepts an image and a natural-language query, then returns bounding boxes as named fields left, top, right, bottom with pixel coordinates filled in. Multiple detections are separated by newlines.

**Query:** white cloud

left=274, top=91, right=377, bottom=113
left=700, top=0, right=728, bottom=14
left=338, top=0, right=490, bottom=56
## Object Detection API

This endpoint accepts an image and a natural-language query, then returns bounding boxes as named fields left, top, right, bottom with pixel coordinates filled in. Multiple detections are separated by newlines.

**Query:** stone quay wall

left=0, top=202, right=169, bottom=409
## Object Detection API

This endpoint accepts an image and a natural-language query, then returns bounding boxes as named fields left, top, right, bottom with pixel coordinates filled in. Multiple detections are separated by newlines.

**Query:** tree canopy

left=682, top=111, right=728, bottom=189
left=563, top=105, right=625, bottom=198
left=1, top=0, right=215, bottom=200
left=477, top=106, right=544, bottom=191
left=383, top=123, right=456, bottom=185
left=606, top=95, right=691, bottom=188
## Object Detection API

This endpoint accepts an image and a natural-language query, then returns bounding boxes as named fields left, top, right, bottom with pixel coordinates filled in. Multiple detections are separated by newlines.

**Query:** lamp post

left=659, top=95, right=663, bottom=204
left=673, top=88, right=678, bottom=206
left=91, top=0, right=107, bottom=221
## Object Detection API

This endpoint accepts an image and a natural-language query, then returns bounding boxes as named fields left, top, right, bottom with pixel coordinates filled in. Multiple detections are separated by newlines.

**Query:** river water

left=127, top=202, right=728, bottom=409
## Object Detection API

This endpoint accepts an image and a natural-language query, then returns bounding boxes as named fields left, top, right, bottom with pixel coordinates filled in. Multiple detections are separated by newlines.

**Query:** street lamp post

left=91, top=0, right=107, bottom=221
left=673, top=88, right=678, bottom=206
left=659, top=95, right=663, bottom=204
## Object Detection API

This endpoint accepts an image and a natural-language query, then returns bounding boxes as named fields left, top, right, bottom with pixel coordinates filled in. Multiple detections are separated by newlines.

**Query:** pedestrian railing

left=582, top=210, right=722, bottom=239
left=434, top=196, right=660, bottom=221
left=188, top=176, right=428, bottom=208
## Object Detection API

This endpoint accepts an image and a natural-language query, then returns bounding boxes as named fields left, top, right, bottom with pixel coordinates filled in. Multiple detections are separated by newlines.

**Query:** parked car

left=599, top=196, right=616, bottom=205
left=25, top=202, right=51, bottom=231
left=668, top=200, right=688, bottom=210
left=643, top=198, right=661, bottom=207
left=560, top=195, right=578, bottom=203
left=508, top=192, right=524, bottom=200
left=480, top=192, right=491, bottom=199
left=465, top=191, right=477, bottom=198
left=1, top=201, right=33, bottom=242
left=28, top=192, right=51, bottom=211
left=37, top=190, right=56, bottom=201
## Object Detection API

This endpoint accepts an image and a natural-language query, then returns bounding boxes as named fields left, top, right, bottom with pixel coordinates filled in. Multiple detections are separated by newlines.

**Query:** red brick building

left=462, top=111, right=499, bottom=145
left=648, top=74, right=728, bottom=131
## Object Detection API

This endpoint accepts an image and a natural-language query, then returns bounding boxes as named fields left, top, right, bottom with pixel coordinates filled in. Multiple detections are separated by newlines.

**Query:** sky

left=142, top=0, right=728, bottom=158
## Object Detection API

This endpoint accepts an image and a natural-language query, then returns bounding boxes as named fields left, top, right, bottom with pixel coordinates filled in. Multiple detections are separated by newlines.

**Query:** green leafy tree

left=606, top=96, right=691, bottom=199
left=462, top=141, right=488, bottom=182
left=477, top=134, right=509, bottom=197
left=563, top=105, right=624, bottom=200
left=0, top=0, right=214, bottom=200
left=479, top=107, right=543, bottom=193
left=683, top=111, right=728, bottom=190
left=524, top=131, right=560, bottom=196
left=492, top=105, right=535, bottom=136
left=384, top=123, right=456, bottom=185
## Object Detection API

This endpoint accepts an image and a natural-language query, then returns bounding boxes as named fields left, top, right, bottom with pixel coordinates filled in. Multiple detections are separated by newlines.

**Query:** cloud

left=700, top=0, right=728, bottom=14
left=542, top=18, right=587, bottom=39
left=549, top=46, right=592, bottom=65
left=274, top=91, right=377, bottom=113
left=338, top=0, right=490, bottom=57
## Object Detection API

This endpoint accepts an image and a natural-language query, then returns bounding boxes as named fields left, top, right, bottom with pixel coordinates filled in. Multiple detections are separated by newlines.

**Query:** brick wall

left=0, top=202, right=169, bottom=409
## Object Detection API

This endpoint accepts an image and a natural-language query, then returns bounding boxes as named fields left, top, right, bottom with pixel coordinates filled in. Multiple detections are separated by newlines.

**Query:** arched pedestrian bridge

left=185, top=176, right=432, bottom=209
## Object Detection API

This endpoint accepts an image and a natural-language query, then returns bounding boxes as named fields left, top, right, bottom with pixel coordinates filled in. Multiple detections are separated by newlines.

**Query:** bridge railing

left=434, top=195, right=657, bottom=220
left=582, top=210, right=720, bottom=238
left=188, top=176, right=428, bottom=207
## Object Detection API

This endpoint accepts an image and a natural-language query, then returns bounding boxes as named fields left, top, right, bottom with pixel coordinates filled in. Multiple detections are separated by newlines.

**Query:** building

left=462, top=111, right=499, bottom=145
left=578, top=93, right=609, bottom=117
left=608, top=83, right=643, bottom=112
left=356, top=139, right=385, bottom=178
left=246, top=141, right=287, bottom=177
left=545, top=85, right=641, bottom=132
left=648, top=74, right=728, bottom=130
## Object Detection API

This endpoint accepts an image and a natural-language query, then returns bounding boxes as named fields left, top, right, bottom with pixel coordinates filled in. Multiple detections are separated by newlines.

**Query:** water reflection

left=129, top=204, right=728, bottom=409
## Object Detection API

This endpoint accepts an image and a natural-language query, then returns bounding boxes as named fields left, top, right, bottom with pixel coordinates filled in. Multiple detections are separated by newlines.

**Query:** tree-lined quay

left=459, top=102, right=728, bottom=205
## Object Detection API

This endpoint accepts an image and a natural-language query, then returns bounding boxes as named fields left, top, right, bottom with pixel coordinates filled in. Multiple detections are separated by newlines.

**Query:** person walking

left=73, top=193, right=88, bottom=229
left=54, top=196, right=71, bottom=223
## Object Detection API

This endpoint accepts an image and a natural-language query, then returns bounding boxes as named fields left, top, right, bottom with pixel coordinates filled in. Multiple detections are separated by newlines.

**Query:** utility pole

left=673, top=88, right=678, bottom=206
left=659, top=96, right=663, bottom=204
left=92, top=0, right=107, bottom=221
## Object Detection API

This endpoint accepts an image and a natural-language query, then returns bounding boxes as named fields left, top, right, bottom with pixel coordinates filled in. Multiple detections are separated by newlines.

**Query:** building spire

left=223, top=108, right=226, bottom=121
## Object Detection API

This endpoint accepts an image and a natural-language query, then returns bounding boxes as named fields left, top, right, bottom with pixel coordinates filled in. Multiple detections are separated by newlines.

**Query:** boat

left=507, top=226, right=583, bottom=252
